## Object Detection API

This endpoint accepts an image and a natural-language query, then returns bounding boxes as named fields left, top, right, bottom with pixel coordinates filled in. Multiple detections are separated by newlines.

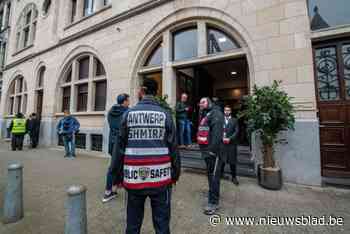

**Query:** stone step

left=180, top=148, right=256, bottom=177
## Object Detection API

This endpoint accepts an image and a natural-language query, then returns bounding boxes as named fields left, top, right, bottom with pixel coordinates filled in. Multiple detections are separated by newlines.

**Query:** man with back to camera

left=197, top=97, right=224, bottom=215
left=114, top=78, right=181, bottom=234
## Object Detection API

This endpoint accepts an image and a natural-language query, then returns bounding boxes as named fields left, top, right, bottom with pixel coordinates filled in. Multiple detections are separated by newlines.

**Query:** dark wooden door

left=313, top=39, right=350, bottom=177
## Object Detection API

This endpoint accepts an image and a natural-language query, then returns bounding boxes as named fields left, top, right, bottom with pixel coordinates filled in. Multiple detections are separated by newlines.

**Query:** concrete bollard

left=65, top=185, right=87, bottom=234
left=2, top=163, right=24, bottom=224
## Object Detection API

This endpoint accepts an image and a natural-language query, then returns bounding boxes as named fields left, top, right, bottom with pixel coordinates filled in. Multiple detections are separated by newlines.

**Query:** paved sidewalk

left=0, top=142, right=349, bottom=234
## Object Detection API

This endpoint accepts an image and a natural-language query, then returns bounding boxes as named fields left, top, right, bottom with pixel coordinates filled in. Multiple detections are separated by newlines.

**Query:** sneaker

left=102, top=191, right=117, bottom=203
left=203, top=203, right=219, bottom=215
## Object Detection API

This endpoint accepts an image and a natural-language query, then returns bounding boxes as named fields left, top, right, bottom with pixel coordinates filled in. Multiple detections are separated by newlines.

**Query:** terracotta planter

left=257, top=164, right=283, bottom=190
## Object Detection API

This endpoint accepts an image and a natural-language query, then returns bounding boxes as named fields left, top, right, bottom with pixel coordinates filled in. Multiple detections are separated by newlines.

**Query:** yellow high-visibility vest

left=11, top=118, right=26, bottom=134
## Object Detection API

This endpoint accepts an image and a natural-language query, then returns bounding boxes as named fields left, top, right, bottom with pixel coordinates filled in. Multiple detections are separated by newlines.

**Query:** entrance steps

left=179, top=145, right=256, bottom=177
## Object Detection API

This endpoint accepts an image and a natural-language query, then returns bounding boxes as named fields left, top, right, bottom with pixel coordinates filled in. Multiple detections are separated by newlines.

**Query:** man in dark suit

left=221, top=106, right=239, bottom=185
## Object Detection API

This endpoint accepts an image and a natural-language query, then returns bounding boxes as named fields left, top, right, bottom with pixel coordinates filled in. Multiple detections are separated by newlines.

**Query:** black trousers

left=204, top=153, right=222, bottom=205
left=221, top=163, right=237, bottom=178
left=126, top=187, right=172, bottom=234
left=29, top=133, right=39, bottom=148
left=11, top=134, right=24, bottom=151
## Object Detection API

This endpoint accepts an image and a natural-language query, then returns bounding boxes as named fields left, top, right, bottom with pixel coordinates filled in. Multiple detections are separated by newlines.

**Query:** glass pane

left=77, top=84, right=88, bottom=111
left=207, top=28, right=240, bottom=54
left=308, top=0, right=350, bottom=31
left=143, top=72, right=162, bottom=96
left=95, top=58, right=106, bottom=76
left=315, top=47, right=340, bottom=101
left=94, top=81, right=106, bottom=111
left=65, top=66, right=72, bottom=83
left=38, top=67, right=45, bottom=88
left=342, top=44, right=350, bottom=100
left=79, top=57, right=89, bottom=80
left=84, top=0, right=94, bottom=16
left=71, top=0, right=77, bottom=22
left=145, top=43, right=163, bottom=66
left=62, top=87, right=71, bottom=112
left=173, top=28, right=197, bottom=61
left=16, top=96, right=22, bottom=113
left=26, top=11, right=31, bottom=24
left=23, top=27, right=30, bottom=47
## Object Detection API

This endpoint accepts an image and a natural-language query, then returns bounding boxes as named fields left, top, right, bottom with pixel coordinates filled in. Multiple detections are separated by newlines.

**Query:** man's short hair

left=224, top=105, right=232, bottom=110
left=142, top=79, right=158, bottom=96
left=117, top=93, right=130, bottom=104
left=63, top=110, right=70, bottom=115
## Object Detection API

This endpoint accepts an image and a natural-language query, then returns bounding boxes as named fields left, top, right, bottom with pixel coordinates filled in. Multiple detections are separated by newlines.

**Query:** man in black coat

left=221, top=106, right=239, bottom=185
left=197, top=97, right=224, bottom=215
left=27, top=113, right=41, bottom=148
left=102, top=93, right=130, bottom=203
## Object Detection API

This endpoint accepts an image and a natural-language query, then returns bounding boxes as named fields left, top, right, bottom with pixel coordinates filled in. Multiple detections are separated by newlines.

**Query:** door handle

left=319, top=125, right=326, bottom=127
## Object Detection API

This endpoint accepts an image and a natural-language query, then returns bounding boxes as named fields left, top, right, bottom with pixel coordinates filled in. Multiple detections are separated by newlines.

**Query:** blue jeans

left=63, top=134, right=76, bottom=157
left=178, top=119, right=192, bottom=145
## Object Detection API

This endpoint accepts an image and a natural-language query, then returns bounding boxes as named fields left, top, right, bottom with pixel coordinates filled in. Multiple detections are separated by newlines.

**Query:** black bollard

left=65, top=185, right=87, bottom=234
left=2, top=163, right=24, bottom=224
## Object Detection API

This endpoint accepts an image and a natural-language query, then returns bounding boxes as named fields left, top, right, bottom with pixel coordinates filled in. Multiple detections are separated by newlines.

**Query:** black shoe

left=102, top=191, right=117, bottom=203
left=203, top=203, right=219, bottom=215
left=232, top=177, right=239, bottom=186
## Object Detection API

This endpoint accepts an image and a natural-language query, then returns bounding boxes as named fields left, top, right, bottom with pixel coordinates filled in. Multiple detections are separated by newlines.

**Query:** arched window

left=59, top=54, right=107, bottom=113
left=144, top=42, right=163, bottom=67
left=7, top=76, right=28, bottom=115
left=173, top=27, right=198, bottom=61
left=16, top=3, right=38, bottom=51
left=207, top=27, right=240, bottom=54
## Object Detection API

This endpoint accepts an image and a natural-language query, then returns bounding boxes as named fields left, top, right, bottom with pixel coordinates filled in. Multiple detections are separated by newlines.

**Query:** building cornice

left=4, top=0, right=174, bottom=71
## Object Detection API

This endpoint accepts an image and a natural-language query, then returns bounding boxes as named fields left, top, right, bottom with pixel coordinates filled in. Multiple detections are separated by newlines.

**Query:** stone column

left=70, top=60, right=77, bottom=113
left=162, top=30, right=176, bottom=107
left=87, top=55, right=94, bottom=112
left=198, top=21, right=207, bottom=57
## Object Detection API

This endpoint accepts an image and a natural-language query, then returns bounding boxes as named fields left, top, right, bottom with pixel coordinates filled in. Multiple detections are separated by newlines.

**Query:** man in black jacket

left=102, top=93, right=130, bottom=203
left=221, top=106, right=239, bottom=185
left=115, top=79, right=180, bottom=234
left=27, top=113, right=41, bottom=148
left=176, top=93, right=192, bottom=148
left=197, top=97, right=224, bottom=215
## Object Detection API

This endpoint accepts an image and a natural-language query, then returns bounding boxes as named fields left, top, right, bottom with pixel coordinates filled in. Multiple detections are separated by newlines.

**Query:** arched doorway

left=134, top=18, right=254, bottom=176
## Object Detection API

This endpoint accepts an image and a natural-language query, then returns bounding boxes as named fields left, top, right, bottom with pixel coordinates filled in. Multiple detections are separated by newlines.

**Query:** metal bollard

left=65, top=185, right=87, bottom=234
left=2, top=163, right=24, bottom=224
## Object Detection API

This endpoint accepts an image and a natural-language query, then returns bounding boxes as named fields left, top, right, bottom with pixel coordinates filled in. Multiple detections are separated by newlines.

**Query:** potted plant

left=239, top=80, right=295, bottom=190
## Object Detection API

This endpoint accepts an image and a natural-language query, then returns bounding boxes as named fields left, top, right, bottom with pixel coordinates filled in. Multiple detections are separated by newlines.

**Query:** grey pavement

left=0, top=142, right=349, bottom=234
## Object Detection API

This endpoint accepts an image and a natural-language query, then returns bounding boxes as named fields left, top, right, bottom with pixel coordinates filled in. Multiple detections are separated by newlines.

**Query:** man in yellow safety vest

left=8, top=113, right=27, bottom=151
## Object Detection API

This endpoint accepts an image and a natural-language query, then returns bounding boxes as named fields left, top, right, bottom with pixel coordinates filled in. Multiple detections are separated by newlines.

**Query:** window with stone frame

left=42, top=0, right=51, bottom=16
left=91, top=134, right=103, bottom=151
left=103, top=0, right=112, bottom=6
left=0, top=41, right=7, bottom=68
left=75, top=133, right=86, bottom=149
left=71, top=0, right=77, bottom=23
left=59, top=54, right=107, bottom=113
left=7, top=76, right=28, bottom=115
left=16, top=3, right=38, bottom=51
left=83, top=0, right=95, bottom=17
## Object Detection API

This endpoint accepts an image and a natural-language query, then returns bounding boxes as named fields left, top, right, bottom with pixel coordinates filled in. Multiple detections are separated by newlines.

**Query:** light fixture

left=218, top=37, right=227, bottom=43
left=231, top=71, right=237, bottom=75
